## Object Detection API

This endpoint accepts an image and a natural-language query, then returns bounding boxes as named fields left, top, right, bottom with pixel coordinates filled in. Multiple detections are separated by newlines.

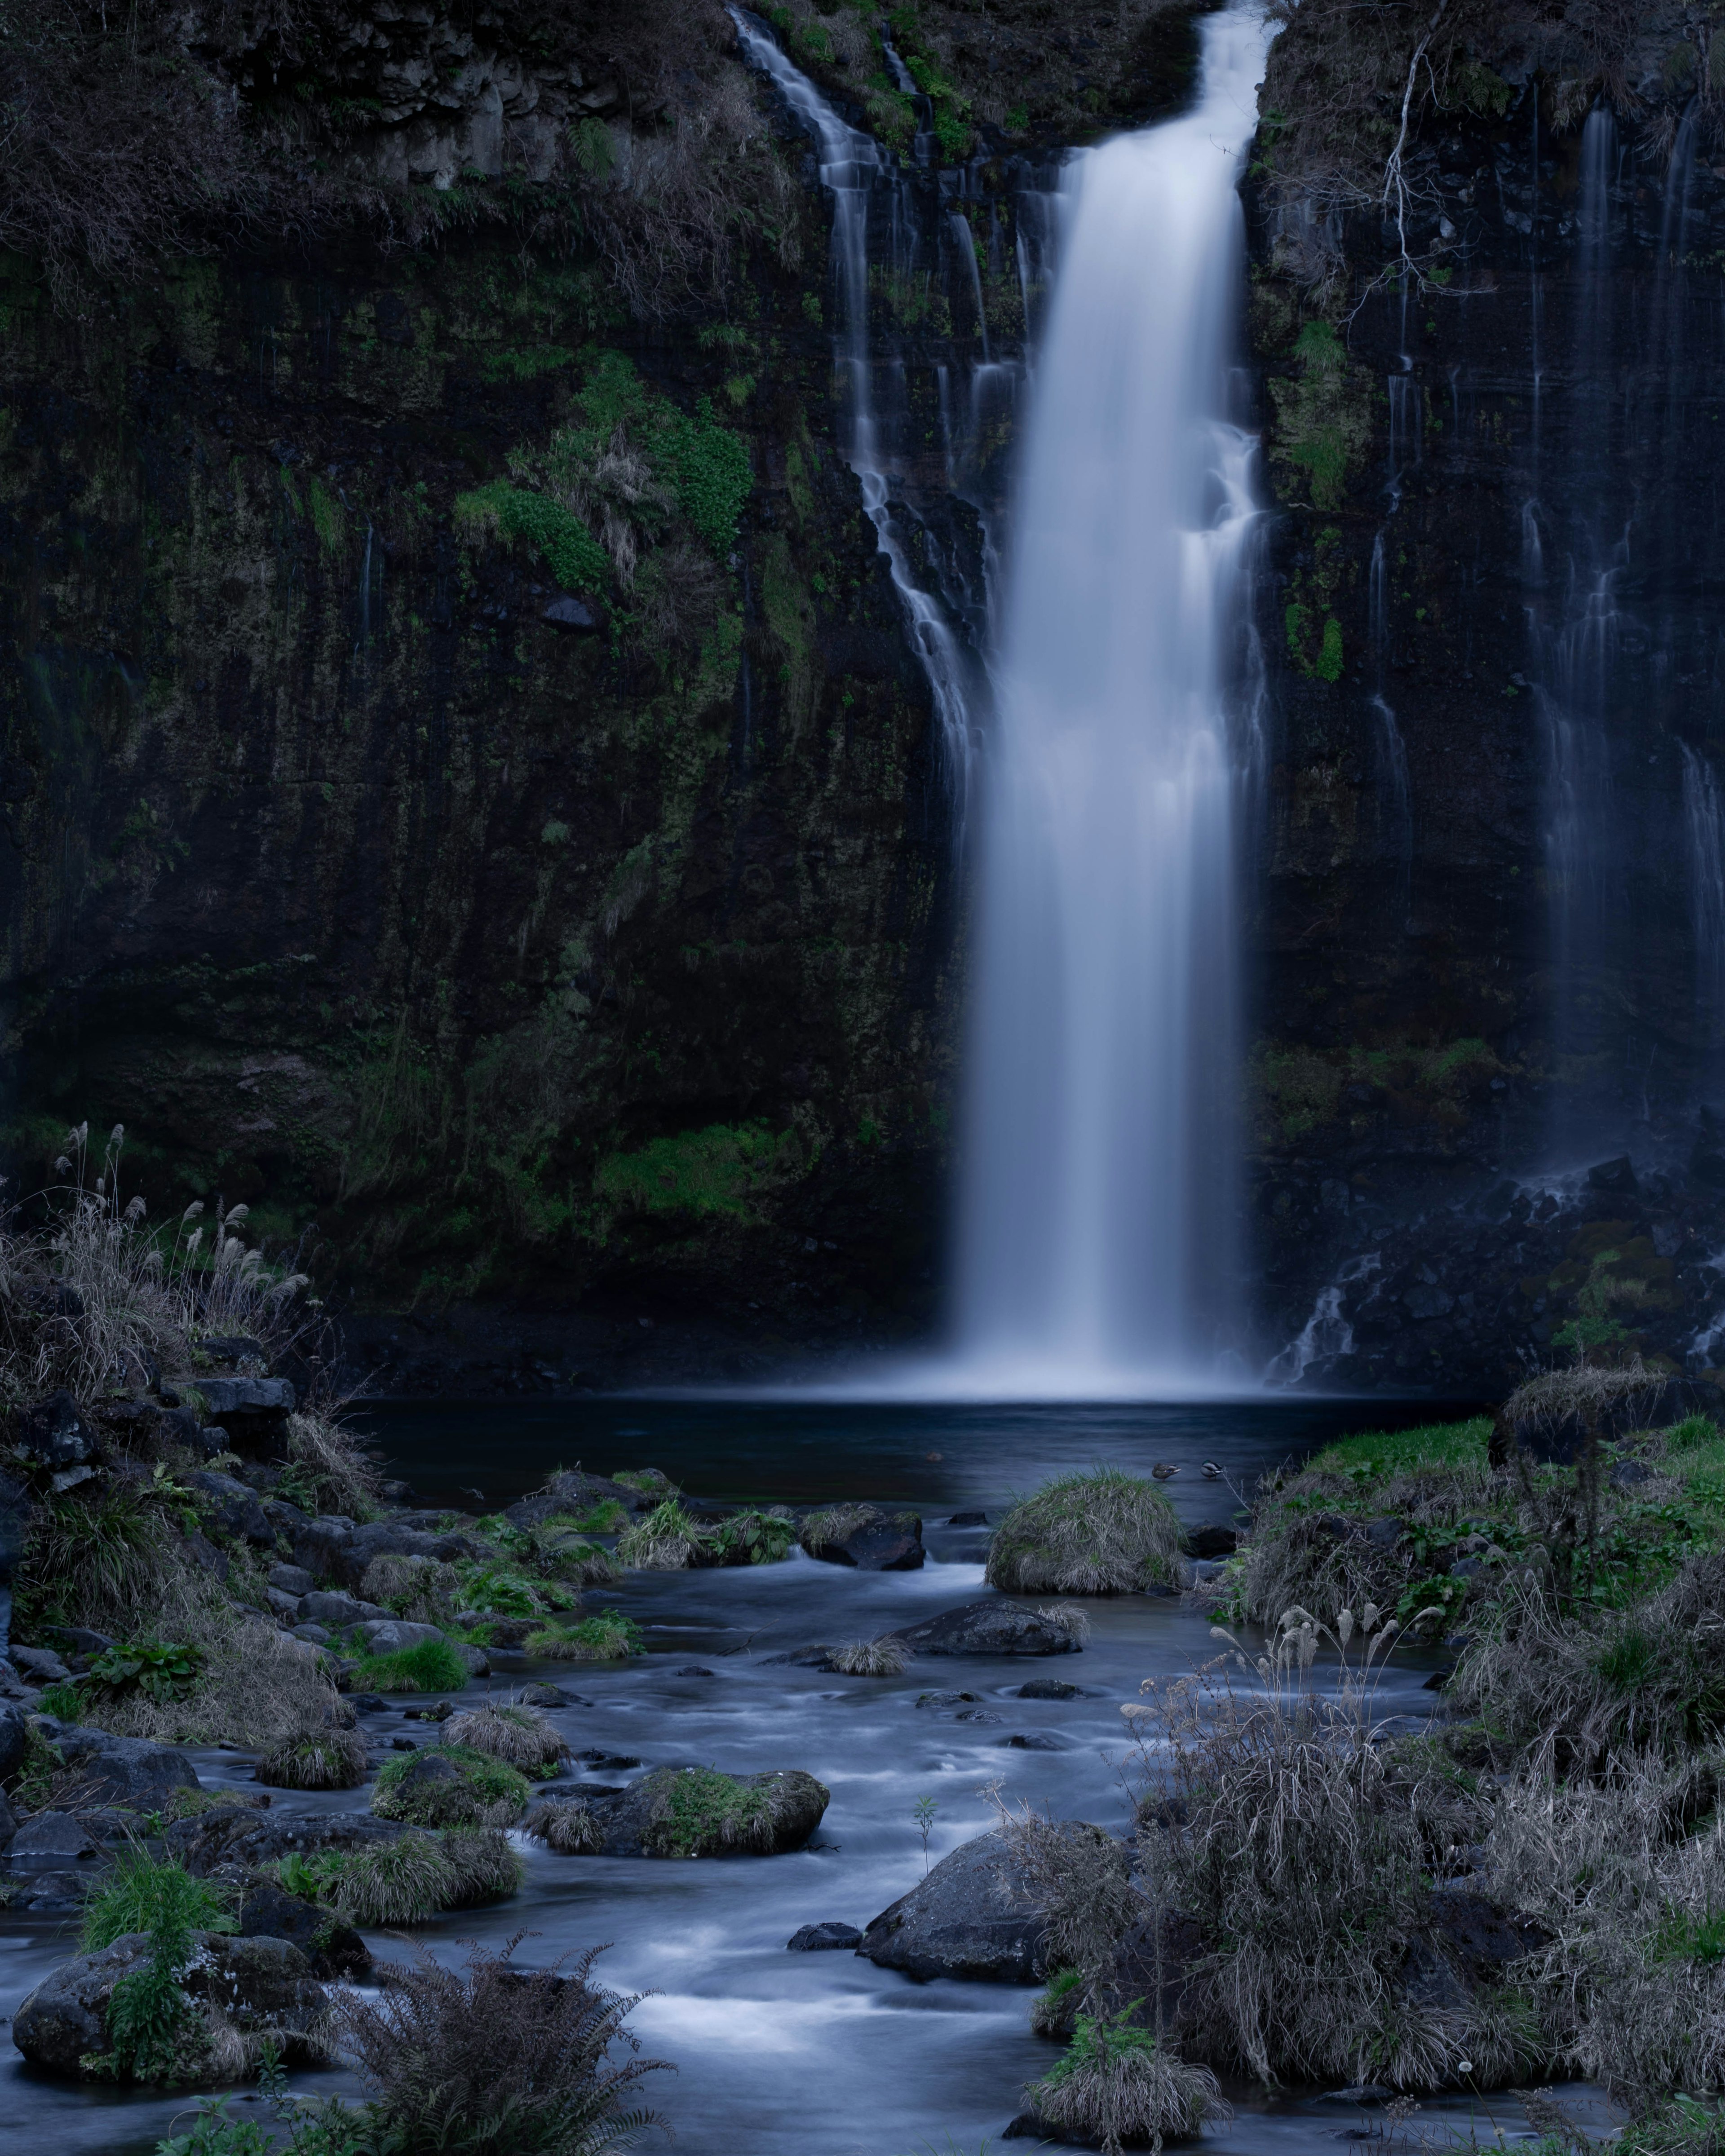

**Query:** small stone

left=787, top=1921, right=862, bottom=1952
left=268, top=1564, right=315, bottom=1597
left=1016, top=1678, right=1085, bottom=1701
left=543, top=592, right=602, bottom=632
left=947, top=1511, right=988, bottom=1527
left=291, top=1625, right=331, bottom=1645
left=999, top=1732, right=1066, bottom=1750
left=575, top=1748, right=641, bottom=1769
left=675, top=1666, right=715, bottom=1677
left=915, top=1691, right=979, bottom=1709
left=9, top=1645, right=72, bottom=1686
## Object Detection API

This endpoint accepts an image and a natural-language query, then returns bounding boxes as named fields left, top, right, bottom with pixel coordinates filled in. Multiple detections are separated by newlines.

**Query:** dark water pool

left=8, top=1392, right=1598, bottom=2156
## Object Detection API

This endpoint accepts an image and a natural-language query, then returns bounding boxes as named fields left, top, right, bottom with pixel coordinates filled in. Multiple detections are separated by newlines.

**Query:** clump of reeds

left=526, top=1800, right=606, bottom=1856
left=255, top=1726, right=368, bottom=1790
left=444, top=1698, right=569, bottom=1773
left=1025, top=2010, right=1229, bottom=2153
left=826, top=1638, right=906, bottom=1676
left=615, top=1499, right=710, bottom=1570
left=986, top=1469, right=1184, bottom=1596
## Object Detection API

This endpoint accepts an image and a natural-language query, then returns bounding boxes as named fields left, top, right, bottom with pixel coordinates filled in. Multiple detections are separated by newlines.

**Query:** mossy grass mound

left=985, top=1469, right=1183, bottom=1596
left=348, top=1637, right=472, bottom=1694
left=525, top=1799, right=605, bottom=1855
left=623, top=1764, right=830, bottom=1859
left=1232, top=1413, right=1725, bottom=1637
left=615, top=1499, right=710, bottom=1570
left=372, top=1743, right=532, bottom=1829
left=1024, top=2011, right=1229, bottom=2148
left=525, top=1613, right=641, bottom=1661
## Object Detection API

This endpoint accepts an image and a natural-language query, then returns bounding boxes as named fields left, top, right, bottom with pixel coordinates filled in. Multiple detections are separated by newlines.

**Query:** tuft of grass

left=332, top=1834, right=457, bottom=1927
left=335, top=1938, right=668, bottom=2155
left=644, top=1766, right=778, bottom=1858
left=348, top=1637, right=471, bottom=1695
left=612, top=1468, right=679, bottom=1500
left=525, top=1800, right=606, bottom=1856
left=442, top=1699, right=568, bottom=1774
left=985, top=1470, right=1183, bottom=1596
left=827, top=1638, right=907, bottom=1676
left=360, top=1554, right=458, bottom=1624
left=712, top=1508, right=796, bottom=1565
left=1038, top=1603, right=1092, bottom=1644
left=83, top=1847, right=234, bottom=1953
left=371, top=1744, right=531, bottom=1829
left=526, top=1613, right=641, bottom=1661
left=254, top=1727, right=368, bottom=1790
left=438, top=1826, right=525, bottom=1909
left=1300, top=1416, right=1492, bottom=1481
left=615, top=1499, right=709, bottom=1570
left=1025, top=2011, right=1229, bottom=2153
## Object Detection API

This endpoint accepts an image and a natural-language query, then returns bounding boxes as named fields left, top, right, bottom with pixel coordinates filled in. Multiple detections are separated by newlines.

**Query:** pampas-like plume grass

left=826, top=1638, right=906, bottom=1677
left=986, top=1470, right=1183, bottom=1596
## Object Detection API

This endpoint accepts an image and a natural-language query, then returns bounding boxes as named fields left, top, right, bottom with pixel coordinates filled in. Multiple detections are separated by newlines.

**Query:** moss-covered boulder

left=798, top=1503, right=924, bottom=1571
left=371, top=1744, right=531, bottom=1829
left=985, top=1470, right=1183, bottom=1596
left=584, top=1765, right=829, bottom=1858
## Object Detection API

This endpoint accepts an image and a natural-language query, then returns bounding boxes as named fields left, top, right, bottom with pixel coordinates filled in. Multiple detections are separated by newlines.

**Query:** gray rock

left=13, top=1930, right=325, bottom=2079
left=543, top=592, right=602, bottom=631
left=9, top=1644, right=72, bottom=1684
left=787, top=1921, right=862, bottom=1951
left=858, top=1828, right=1055, bottom=1983
left=916, top=1690, right=981, bottom=1708
left=451, top=1643, right=491, bottom=1677
left=291, top=1624, right=331, bottom=1645
left=358, top=1618, right=446, bottom=1654
left=268, top=1564, right=315, bottom=1596
left=266, top=1588, right=303, bottom=1621
left=1185, top=1524, right=1238, bottom=1560
left=53, top=1725, right=201, bottom=1805
left=0, top=1698, right=31, bottom=1780
left=186, top=1376, right=297, bottom=1419
left=1017, top=1678, right=1086, bottom=1700
left=799, top=1504, right=925, bottom=1571
left=299, top=1590, right=385, bottom=1629
left=12, top=1391, right=97, bottom=1471
left=235, top=1878, right=372, bottom=1979
left=292, top=1517, right=354, bottom=1583
left=262, top=1497, right=313, bottom=1538
left=887, top=1601, right=1084, bottom=1658
left=0, top=1788, right=16, bottom=1850
left=314, top=1521, right=487, bottom=1595
left=189, top=1471, right=274, bottom=1546
left=583, top=1766, right=830, bottom=1858
left=9, top=1810, right=100, bottom=1861
left=504, top=1471, right=645, bottom=1527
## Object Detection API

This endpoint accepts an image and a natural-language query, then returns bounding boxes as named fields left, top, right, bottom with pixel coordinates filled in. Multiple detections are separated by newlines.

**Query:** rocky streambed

left=1, top=1394, right=1599, bottom=2154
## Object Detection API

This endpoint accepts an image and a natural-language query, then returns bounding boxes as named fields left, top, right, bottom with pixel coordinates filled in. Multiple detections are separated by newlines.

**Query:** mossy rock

left=985, top=1470, right=1183, bottom=1596
left=371, top=1743, right=531, bottom=1829
left=584, top=1765, right=829, bottom=1858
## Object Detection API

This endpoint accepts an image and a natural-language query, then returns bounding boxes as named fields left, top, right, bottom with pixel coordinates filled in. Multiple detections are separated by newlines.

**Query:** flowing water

left=0, top=1393, right=1552, bottom=2156
left=951, top=7, right=1273, bottom=1394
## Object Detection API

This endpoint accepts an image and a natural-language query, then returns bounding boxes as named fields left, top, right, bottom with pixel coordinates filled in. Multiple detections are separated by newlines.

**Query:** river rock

left=1186, top=1524, right=1239, bottom=1559
left=13, top=1931, right=326, bottom=2079
left=9, top=1644, right=72, bottom=1684
left=236, top=1877, right=372, bottom=1978
left=504, top=1469, right=646, bottom=1527
left=798, top=1503, right=925, bottom=1571
left=358, top=1617, right=447, bottom=1654
left=268, top=1563, right=315, bottom=1597
left=858, top=1828, right=1053, bottom=1983
left=8, top=1810, right=101, bottom=1862
left=0, top=1699, right=30, bottom=1780
left=583, top=1765, right=830, bottom=1858
left=787, top=1921, right=862, bottom=1950
left=1016, top=1677, right=1086, bottom=1700
left=165, top=1804, right=412, bottom=1876
left=52, top=1725, right=201, bottom=1806
left=887, top=1601, right=1084, bottom=1658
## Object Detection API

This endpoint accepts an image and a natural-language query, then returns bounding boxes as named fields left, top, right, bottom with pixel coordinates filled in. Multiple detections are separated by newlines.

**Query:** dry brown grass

left=826, top=1638, right=906, bottom=1677
left=444, top=1699, right=569, bottom=1772
left=362, top=1553, right=459, bottom=1624
left=525, top=1799, right=606, bottom=1856
left=255, top=1726, right=368, bottom=1790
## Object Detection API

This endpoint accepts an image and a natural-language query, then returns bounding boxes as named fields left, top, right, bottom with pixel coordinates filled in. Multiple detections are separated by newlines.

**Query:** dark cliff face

left=1245, top=0, right=1725, bottom=1387
left=0, top=0, right=1208, bottom=1384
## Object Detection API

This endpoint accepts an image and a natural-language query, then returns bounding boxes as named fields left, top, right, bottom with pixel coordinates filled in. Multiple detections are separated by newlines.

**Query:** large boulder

left=235, top=1877, right=371, bottom=1979
left=51, top=1725, right=200, bottom=1807
left=504, top=1470, right=645, bottom=1527
left=13, top=1930, right=325, bottom=2079
left=798, top=1503, right=924, bottom=1571
left=180, top=1375, right=296, bottom=1454
left=301, top=1520, right=487, bottom=1595
left=584, top=1765, right=829, bottom=1857
left=358, top=1618, right=446, bottom=1655
left=858, top=1829, right=1054, bottom=1983
left=12, top=1391, right=98, bottom=1471
left=887, top=1600, right=1085, bottom=1658
left=164, top=1805, right=412, bottom=1877
left=188, top=1471, right=274, bottom=1546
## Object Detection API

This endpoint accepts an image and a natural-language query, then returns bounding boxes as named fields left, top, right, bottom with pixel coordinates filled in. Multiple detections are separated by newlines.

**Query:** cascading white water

left=950, top=5, right=1273, bottom=1394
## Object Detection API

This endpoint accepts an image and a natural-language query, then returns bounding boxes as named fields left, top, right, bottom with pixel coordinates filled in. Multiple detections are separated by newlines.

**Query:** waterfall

left=949, top=4, right=1272, bottom=1393
left=729, top=9, right=982, bottom=806
left=1683, top=743, right=1725, bottom=1047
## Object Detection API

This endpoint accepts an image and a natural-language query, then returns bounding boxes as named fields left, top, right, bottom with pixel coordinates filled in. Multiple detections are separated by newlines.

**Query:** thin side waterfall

left=729, top=9, right=981, bottom=808
left=1683, top=742, right=1725, bottom=1043
left=950, top=4, right=1272, bottom=1392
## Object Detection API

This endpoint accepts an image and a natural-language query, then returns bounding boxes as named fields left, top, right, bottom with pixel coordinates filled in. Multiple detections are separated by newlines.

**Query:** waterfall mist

left=949, top=6, right=1273, bottom=1396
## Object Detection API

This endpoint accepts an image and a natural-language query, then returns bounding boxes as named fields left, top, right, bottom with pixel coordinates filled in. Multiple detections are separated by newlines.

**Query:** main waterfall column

left=951, top=5, right=1273, bottom=1394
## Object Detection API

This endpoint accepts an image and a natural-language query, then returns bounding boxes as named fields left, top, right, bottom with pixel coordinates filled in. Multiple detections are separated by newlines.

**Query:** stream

left=4, top=1394, right=1602, bottom=2154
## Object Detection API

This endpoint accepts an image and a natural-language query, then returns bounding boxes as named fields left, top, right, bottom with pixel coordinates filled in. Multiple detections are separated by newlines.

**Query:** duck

left=1151, top=1461, right=1180, bottom=1480
left=1201, top=1461, right=1223, bottom=1481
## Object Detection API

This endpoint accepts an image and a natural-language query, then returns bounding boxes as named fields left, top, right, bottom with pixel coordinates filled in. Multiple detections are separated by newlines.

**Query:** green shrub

left=712, top=1509, right=796, bottom=1565
left=36, top=1679, right=83, bottom=1719
left=372, top=1744, right=531, bottom=1829
left=525, top=1613, right=641, bottom=1661
left=454, top=481, right=611, bottom=591
left=85, top=1638, right=204, bottom=1705
left=348, top=1637, right=470, bottom=1695
left=986, top=1469, right=1183, bottom=1596
left=83, top=1847, right=234, bottom=1954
